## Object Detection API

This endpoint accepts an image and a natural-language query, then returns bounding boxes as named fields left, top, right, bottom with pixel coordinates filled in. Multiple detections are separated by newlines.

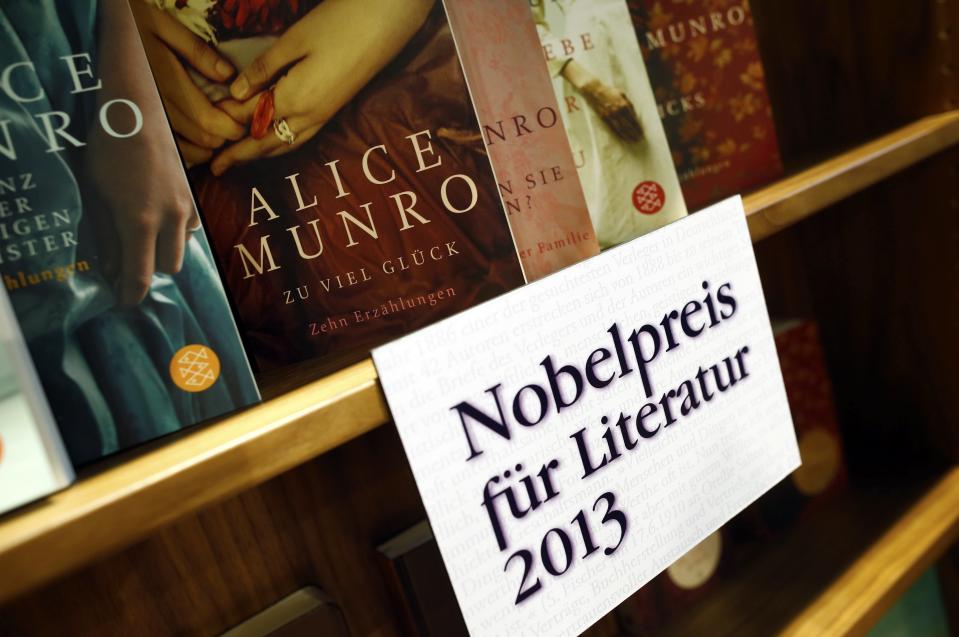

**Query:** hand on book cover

left=562, top=60, right=643, bottom=144
left=130, top=0, right=245, bottom=166
left=80, top=0, right=208, bottom=305
left=580, top=78, right=643, bottom=143
left=85, top=117, right=201, bottom=305
left=208, top=0, right=434, bottom=176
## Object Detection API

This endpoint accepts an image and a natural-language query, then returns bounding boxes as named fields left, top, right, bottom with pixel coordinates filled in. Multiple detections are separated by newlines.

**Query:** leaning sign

left=373, top=197, right=799, bottom=637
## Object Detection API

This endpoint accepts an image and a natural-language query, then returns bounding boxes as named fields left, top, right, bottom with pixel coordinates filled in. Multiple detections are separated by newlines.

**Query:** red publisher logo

left=632, top=181, right=666, bottom=215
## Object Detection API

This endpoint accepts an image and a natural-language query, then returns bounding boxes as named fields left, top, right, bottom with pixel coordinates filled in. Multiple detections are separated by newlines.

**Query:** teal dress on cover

left=0, top=1, right=259, bottom=465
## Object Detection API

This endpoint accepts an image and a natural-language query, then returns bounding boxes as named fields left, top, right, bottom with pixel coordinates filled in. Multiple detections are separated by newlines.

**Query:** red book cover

left=444, top=0, right=599, bottom=282
left=740, top=320, right=847, bottom=536
left=629, top=0, right=783, bottom=210
left=132, top=0, right=524, bottom=371
left=774, top=320, right=846, bottom=505
left=617, top=530, right=725, bottom=635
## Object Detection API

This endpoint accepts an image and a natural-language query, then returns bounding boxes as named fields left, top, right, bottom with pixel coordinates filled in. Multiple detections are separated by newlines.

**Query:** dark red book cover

left=774, top=321, right=847, bottom=505
left=629, top=0, right=783, bottom=210
left=738, top=320, right=847, bottom=537
left=132, top=0, right=524, bottom=371
left=616, top=530, right=725, bottom=635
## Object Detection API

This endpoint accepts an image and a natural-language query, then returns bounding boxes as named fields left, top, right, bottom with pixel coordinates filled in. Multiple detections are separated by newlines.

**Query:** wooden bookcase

left=1, top=1, right=958, bottom=635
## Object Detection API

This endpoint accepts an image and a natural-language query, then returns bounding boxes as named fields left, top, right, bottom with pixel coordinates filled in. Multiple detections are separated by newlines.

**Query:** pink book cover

left=444, top=0, right=599, bottom=282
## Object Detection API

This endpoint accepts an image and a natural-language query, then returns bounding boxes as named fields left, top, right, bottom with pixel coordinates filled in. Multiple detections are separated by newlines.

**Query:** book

left=133, top=0, right=525, bottom=371
left=749, top=320, right=846, bottom=534
left=865, top=567, right=950, bottom=637
left=616, top=530, right=726, bottom=635
left=0, top=0, right=260, bottom=466
left=377, top=520, right=469, bottom=637
left=629, top=0, right=783, bottom=210
left=532, top=0, right=688, bottom=248
left=0, top=285, right=73, bottom=515
left=444, top=0, right=599, bottom=281
left=220, top=587, right=350, bottom=637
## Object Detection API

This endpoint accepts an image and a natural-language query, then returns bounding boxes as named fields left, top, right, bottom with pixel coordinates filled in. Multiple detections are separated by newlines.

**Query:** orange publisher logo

left=170, top=344, right=221, bottom=393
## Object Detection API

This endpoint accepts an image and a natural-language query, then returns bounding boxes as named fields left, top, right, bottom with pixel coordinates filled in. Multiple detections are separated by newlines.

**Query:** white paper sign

left=373, top=197, right=799, bottom=637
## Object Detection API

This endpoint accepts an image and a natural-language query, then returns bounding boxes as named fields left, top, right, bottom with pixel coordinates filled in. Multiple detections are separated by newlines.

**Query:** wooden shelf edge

left=2, top=111, right=958, bottom=606
left=780, top=467, right=959, bottom=637
left=0, top=359, right=388, bottom=604
left=745, top=110, right=959, bottom=241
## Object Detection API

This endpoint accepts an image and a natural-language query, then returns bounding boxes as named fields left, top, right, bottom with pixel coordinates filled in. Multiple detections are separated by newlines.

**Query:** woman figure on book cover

left=0, top=0, right=259, bottom=465
left=532, top=0, right=688, bottom=247
left=133, top=0, right=524, bottom=371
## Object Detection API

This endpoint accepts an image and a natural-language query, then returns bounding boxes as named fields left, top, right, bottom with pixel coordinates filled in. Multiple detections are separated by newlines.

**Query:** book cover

left=866, top=567, right=950, bottom=637
left=733, top=320, right=846, bottom=537
left=377, top=520, right=469, bottom=637
left=0, top=0, right=260, bottom=466
left=444, top=0, right=599, bottom=281
left=220, top=587, right=350, bottom=637
left=532, top=0, right=688, bottom=249
left=133, top=0, right=525, bottom=371
left=0, top=285, right=73, bottom=515
left=616, top=530, right=725, bottom=635
left=762, top=320, right=846, bottom=527
left=629, top=0, right=783, bottom=210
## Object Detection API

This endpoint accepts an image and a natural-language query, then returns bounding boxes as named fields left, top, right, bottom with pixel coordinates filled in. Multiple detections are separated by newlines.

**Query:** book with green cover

left=0, top=0, right=260, bottom=466
left=866, top=567, right=950, bottom=637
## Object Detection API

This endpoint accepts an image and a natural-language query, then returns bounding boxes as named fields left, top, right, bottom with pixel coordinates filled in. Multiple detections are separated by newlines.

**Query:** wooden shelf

left=781, top=468, right=959, bottom=636
left=0, top=111, right=957, bottom=606
left=744, top=110, right=959, bottom=241
left=655, top=468, right=959, bottom=637
left=0, top=360, right=387, bottom=604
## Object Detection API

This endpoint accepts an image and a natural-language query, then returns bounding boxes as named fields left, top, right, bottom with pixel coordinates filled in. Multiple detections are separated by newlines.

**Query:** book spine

left=0, top=285, right=73, bottom=514
left=443, top=0, right=599, bottom=282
